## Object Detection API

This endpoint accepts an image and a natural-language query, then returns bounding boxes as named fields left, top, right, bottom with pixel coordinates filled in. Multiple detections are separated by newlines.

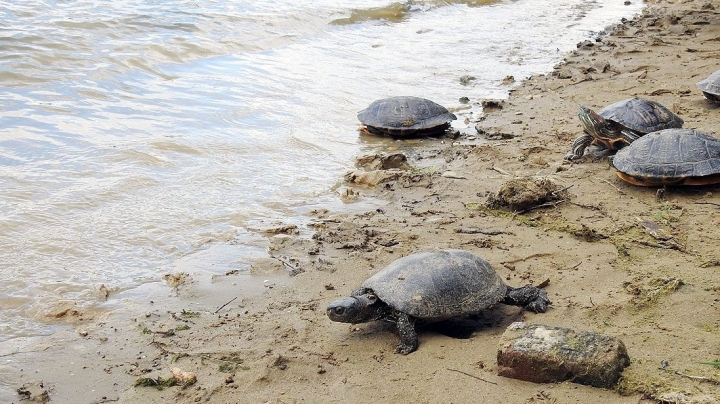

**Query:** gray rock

left=497, top=322, right=630, bottom=388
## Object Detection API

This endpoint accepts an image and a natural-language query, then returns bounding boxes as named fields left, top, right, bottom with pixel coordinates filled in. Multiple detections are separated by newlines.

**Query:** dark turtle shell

left=357, top=96, right=456, bottom=137
left=361, top=249, right=506, bottom=320
left=566, top=97, right=684, bottom=160
left=612, top=128, right=720, bottom=186
left=591, top=97, right=683, bottom=137
left=697, top=69, right=720, bottom=102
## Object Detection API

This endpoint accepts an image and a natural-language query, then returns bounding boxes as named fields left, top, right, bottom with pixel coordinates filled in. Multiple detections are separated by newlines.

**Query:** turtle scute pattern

left=600, top=97, right=683, bottom=134
left=357, top=96, right=456, bottom=136
left=362, top=249, right=507, bottom=320
left=612, top=129, right=720, bottom=186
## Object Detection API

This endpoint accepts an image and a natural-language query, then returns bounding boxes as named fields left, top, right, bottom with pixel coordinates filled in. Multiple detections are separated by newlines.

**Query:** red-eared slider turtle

left=327, top=249, right=550, bottom=354
left=698, top=69, right=720, bottom=102
left=357, top=96, right=457, bottom=137
left=612, top=128, right=720, bottom=186
left=564, top=97, right=683, bottom=160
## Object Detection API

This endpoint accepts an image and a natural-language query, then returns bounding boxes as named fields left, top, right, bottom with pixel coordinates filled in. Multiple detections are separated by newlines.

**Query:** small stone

left=344, top=169, right=403, bottom=187
left=459, top=75, right=476, bottom=85
left=170, top=368, right=197, bottom=386
left=78, top=329, right=89, bottom=337
left=481, top=99, right=504, bottom=110
left=497, top=322, right=630, bottom=388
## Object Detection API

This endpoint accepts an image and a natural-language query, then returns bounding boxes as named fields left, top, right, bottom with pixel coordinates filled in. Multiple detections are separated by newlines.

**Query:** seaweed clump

left=486, top=177, right=568, bottom=212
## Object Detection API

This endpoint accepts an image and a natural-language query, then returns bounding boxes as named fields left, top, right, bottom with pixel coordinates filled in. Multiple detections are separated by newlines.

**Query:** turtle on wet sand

left=564, top=97, right=683, bottom=160
left=611, top=128, right=720, bottom=186
left=326, top=249, right=550, bottom=354
left=357, top=96, right=457, bottom=137
left=697, top=69, right=720, bottom=102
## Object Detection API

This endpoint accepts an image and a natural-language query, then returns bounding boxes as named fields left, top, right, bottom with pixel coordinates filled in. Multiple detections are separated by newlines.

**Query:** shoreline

left=5, top=0, right=720, bottom=402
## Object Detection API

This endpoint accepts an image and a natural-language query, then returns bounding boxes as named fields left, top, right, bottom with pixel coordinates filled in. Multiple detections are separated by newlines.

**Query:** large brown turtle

left=327, top=249, right=550, bottom=354
left=564, top=97, right=683, bottom=160
left=357, top=96, right=456, bottom=137
left=697, top=69, right=720, bottom=102
left=611, top=128, right=720, bottom=186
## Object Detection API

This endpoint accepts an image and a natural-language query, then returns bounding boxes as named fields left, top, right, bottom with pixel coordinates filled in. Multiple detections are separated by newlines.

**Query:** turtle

left=357, top=96, right=457, bottom=137
left=697, top=69, right=720, bottom=102
left=326, top=249, right=550, bottom=354
left=564, top=97, right=683, bottom=160
left=611, top=128, right=720, bottom=186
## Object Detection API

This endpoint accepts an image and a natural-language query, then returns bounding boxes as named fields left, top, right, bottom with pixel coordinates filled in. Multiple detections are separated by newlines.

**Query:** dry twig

left=447, top=368, right=498, bottom=385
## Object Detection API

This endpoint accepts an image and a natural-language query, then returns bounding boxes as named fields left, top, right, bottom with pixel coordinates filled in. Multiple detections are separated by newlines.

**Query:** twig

left=552, top=184, right=575, bottom=196
left=674, top=371, right=720, bottom=385
left=491, top=166, right=512, bottom=176
left=517, top=199, right=567, bottom=214
left=600, top=179, right=625, bottom=194
left=502, top=253, right=552, bottom=265
left=633, top=238, right=683, bottom=251
left=0, top=349, right=48, bottom=358
left=277, top=256, right=298, bottom=270
left=214, top=297, right=238, bottom=314
left=569, top=201, right=606, bottom=213
left=447, top=368, right=498, bottom=385
left=695, top=201, right=720, bottom=207
left=455, top=228, right=510, bottom=235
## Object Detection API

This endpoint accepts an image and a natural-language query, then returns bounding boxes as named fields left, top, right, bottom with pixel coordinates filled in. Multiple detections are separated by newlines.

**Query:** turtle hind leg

left=394, top=312, right=418, bottom=355
left=503, top=286, right=551, bottom=313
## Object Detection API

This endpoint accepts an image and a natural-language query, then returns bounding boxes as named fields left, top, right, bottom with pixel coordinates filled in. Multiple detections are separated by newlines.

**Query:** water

left=0, top=0, right=643, bottom=342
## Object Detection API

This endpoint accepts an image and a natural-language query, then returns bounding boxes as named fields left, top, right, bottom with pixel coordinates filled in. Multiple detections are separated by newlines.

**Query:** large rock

left=497, top=322, right=630, bottom=388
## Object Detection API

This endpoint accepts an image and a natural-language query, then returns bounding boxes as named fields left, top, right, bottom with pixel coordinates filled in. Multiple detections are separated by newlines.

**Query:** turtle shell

left=596, top=97, right=683, bottom=135
left=612, top=128, right=720, bottom=186
left=357, top=96, right=456, bottom=137
left=361, top=249, right=507, bottom=320
left=697, top=69, right=720, bottom=102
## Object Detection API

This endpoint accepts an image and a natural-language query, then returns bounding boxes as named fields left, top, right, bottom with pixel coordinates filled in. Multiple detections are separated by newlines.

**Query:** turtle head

left=578, top=106, right=608, bottom=139
left=578, top=105, right=626, bottom=144
left=327, top=293, right=388, bottom=324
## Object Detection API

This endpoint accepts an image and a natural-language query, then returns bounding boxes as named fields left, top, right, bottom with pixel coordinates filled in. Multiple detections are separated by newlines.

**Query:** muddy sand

left=4, top=0, right=720, bottom=403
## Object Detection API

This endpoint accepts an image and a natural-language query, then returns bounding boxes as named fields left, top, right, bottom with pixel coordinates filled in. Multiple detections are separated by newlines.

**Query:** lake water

left=0, top=0, right=643, bottom=343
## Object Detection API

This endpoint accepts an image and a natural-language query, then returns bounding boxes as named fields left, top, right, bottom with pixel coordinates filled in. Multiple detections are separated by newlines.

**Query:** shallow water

left=0, top=0, right=643, bottom=342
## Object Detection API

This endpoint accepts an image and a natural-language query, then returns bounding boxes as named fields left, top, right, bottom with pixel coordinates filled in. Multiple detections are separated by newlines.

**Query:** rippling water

left=0, top=0, right=643, bottom=341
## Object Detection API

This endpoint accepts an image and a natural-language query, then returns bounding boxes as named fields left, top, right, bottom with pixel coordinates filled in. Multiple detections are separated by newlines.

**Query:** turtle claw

left=564, top=152, right=582, bottom=161
left=395, top=341, right=418, bottom=355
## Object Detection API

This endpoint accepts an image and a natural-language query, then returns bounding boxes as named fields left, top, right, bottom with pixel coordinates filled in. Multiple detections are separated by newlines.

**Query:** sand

left=4, top=0, right=720, bottom=403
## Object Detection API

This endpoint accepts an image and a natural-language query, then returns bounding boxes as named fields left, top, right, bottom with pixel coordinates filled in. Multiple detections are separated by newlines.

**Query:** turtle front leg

left=394, top=312, right=418, bottom=355
left=503, top=286, right=551, bottom=313
left=564, top=133, right=593, bottom=161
